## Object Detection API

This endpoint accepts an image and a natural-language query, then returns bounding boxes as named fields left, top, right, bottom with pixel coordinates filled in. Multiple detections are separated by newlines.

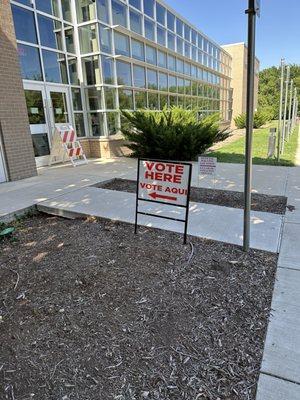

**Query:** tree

left=258, top=64, right=300, bottom=119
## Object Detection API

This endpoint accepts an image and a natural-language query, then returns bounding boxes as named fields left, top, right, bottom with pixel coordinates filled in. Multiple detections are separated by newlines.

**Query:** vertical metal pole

left=243, top=0, right=257, bottom=252
left=277, top=59, right=285, bottom=162
left=183, top=164, right=192, bottom=245
left=282, top=66, right=290, bottom=154
left=134, top=159, right=140, bottom=234
left=288, top=79, right=294, bottom=138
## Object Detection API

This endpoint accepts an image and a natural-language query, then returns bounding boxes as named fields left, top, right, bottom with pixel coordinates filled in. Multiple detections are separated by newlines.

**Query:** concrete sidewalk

left=256, top=164, right=300, bottom=399
left=37, top=186, right=283, bottom=252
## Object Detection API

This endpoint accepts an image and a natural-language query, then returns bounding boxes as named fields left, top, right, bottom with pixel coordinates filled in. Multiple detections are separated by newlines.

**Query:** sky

left=166, top=0, right=300, bottom=70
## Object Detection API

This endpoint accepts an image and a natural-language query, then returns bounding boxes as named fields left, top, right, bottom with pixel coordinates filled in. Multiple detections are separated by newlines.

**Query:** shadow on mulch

left=0, top=214, right=277, bottom=399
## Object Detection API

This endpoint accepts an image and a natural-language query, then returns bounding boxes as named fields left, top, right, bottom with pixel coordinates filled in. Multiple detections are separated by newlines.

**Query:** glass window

left=177, top=78, right=184, bottom=94
left=32, top=134, right=50, bottom=156
left=169, top=75, right=177, bottom=92
left=191, top=65, right=197, bottom=78
left=176, top=19, right=183, bottom=36
left=184, top=42, right=191, bottom=58
left=74, top=114, right=85, bottom=137
left=167, top=33, right=175, bottom=51
left=17, top=44, right=43, bottom=81
left=116, top=61, right=132, bottom=86
left=147, top=69, right=157, bottom=90
left=76, top=0, right=97, bottom=22
left=144, top=18, right=155, bottom=41
left=160, top=94, right=168, bottom=109
left=177, top=59, right=184, bottom=74
left=62, top=0, right=72, bottom=22
left=168, top=55, right=176, bottom=71
left=114, top=32, right=130, bottom=56
left=79, top=24, right=99, bottom=54
left=68, top=57, right=79, bottom=84
left=101, top=56, right=115, bottom=84
left=192, top=30, right=197, bottom=45
left=14, top=0, right=32, bottom=6
left=156, top=3, right=166, bottom=25
left=192, top=46, right=197, bottom=62
left=99, top=25, right=112, bottom=54
left=159, top=73, right=168, bottom=92
left=198, top=34, right=203, bottom=50
left=36, top=0, right=60, bottom=17
left=148, top=92, right=159, bottom=109
left=176, top=37, right=183, bottom=55
left=185, top=80, right=191, bottom=95
left=86, top=87, right=102, bottom=110
left=72, top=88, right=82, bottom=110
left=64, top=25, right=75, bottom=53
left=98, top=0, right=109, bottom=23
left=157, top=51, right=167, bottom=68
left=12, top=5, right=37, bottom=44
left=135, top=91, right=147, bottom=109
left=184, top=24, right=191, bottom=41
left=38, top=15, right=63, bottom=51
left=42, top=50, right=68, bottom=83
left=144, top=0, right=154, bottom=18
left=119, top=89, right=133, bottom=109
left=169, top=95, right=177, bottom=107
left=104, top=87, right=116, bottom=109
left=130, top=10, right=142, bottom=34
left=132, top=39, right=144, bottom=61
left=25, top=90, right=45, bottom=125
left=129, top=0, right=141, bottom=10
left=157, top=26, right=166, bottom=46
left=184, top=62, right=191, bottom=76
left=133, top=65, right=146, bottom=88
left=112, top=0, right=127, bottom=27
left=146, top=45, right=156, bottom=65
left=82, top=56, right=100, bottom=85
left=89, top=112, right=105, bottom=136
left=167, top=12, right=175, bottom=31
left=107, top=112, right=119, bottom=135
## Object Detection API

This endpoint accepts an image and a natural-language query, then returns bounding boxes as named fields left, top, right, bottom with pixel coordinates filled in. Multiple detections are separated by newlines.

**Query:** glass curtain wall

left=12, top=0, right=232, bottom=139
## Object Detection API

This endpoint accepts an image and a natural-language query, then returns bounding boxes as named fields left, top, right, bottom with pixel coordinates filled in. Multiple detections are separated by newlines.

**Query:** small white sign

left=198, top=156, right=217, bottom=176
left=138, top=160, right=191, bottom=206
left=30, top=107, right=39, bottom=114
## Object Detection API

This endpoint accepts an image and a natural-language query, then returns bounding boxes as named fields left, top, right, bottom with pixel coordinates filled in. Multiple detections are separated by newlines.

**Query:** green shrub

left=234, top=113, right=246, bottom=129
left=121, top=107, right=229, bottom=161
left=234, top=108, right=272, bottom=130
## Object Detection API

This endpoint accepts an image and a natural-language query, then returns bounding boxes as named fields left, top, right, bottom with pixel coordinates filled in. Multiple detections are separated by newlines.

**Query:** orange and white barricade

left=49, top=124, right=88, bottom=167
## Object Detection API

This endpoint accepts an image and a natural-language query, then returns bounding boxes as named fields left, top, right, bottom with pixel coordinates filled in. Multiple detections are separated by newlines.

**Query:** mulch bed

left=97, top=179, right=287, bottom=215
left=0, top=215, right=277, bottom=400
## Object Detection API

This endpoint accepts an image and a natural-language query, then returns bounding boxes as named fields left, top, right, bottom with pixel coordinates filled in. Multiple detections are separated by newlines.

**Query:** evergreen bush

left=121, top=107, right=229, bottom=161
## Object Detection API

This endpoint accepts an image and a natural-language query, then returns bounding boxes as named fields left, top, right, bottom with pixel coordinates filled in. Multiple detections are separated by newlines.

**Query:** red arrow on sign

left=148, top=192, right=177, bottom=201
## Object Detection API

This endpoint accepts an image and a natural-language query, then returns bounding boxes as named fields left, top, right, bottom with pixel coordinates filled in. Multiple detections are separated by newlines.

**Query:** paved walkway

left=37, top=186, right=282, bottom=252
left=0, top=158, right=300, bottom=398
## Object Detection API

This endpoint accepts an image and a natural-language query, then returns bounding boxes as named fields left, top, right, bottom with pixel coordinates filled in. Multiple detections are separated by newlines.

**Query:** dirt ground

left=0, top=215, right=277, bottom=400
left=97, top=178, right=287, bottom=215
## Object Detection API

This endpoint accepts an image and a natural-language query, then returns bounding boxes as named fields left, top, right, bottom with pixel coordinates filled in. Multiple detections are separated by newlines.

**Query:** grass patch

left=209, top=122, right=299, bottom=166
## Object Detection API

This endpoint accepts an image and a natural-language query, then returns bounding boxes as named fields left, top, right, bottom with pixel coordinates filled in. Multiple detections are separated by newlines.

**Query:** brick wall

left=0, top=0, right=37, bottom=181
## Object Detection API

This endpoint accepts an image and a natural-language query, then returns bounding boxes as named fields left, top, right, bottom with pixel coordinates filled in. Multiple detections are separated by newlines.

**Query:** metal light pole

left=282, top=65, right=290, bottom=154
left=243, top=0, right=260, bottom=252
left=277, top=58, right=285, bottom=162
left=288, top=79, right=294, bottom=138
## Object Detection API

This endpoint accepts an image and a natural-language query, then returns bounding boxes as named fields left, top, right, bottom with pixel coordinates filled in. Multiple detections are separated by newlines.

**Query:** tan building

left=222, top=42, right=260, bottom=128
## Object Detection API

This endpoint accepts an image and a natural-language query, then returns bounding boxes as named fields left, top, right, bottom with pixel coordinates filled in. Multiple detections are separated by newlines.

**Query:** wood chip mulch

left=0, top=215, right=277, bottom=400
left=97, top=179, right=287, bottom=215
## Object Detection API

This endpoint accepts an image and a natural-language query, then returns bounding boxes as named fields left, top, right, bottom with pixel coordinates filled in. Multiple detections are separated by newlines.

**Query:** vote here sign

left=138, top=159, right=192, bottom=207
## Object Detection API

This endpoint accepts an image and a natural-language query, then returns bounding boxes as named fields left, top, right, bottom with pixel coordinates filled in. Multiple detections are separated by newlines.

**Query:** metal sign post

left=135, top=159, right=192, bottom=244
left=277, top=58, right=285, bottom=162
left=243, top=0, right=260, bottom=252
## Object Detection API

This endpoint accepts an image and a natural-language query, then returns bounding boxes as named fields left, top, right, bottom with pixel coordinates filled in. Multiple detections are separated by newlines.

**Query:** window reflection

left=12, top=5, right=37, bottom=44
left=38, top=15, right=63, bottom=51
left=18, top=44, right=43, bottom=81
left=42, top=50, right=68, bottom=83
left=36, top=0, right=60, bottom=18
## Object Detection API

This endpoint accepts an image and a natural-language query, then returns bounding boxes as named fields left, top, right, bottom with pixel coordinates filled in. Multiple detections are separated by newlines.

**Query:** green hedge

left=234, top=109, right=273, bottom=129
left=121, top=107, right=229, bottom=161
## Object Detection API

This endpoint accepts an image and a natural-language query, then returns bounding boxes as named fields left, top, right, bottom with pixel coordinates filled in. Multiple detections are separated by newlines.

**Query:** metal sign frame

left=134, top=158, right=193, bottom=244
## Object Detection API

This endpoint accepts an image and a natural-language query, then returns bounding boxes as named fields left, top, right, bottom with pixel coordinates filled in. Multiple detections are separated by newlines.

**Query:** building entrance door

left=24, top=83, right=72, bottom=167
